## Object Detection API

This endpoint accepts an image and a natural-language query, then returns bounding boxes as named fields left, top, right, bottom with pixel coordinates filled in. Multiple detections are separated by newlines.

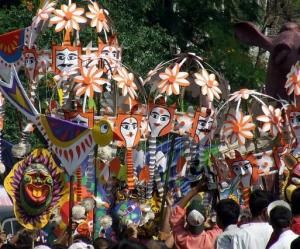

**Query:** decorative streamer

left=126, top=149, right=135, bottom=190
left=0, top=93, right=5, bottom=174
left=147, top=135, right=157, bottom=199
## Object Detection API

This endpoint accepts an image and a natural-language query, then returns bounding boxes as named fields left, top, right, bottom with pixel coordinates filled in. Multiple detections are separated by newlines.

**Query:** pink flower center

left=207, top=79, right=214, bottom=88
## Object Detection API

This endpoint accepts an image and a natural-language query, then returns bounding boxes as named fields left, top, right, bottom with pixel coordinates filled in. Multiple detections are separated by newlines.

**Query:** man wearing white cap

left=266, top=201, right=298, bottom=249
left=170, top=181, right=221, bottom=249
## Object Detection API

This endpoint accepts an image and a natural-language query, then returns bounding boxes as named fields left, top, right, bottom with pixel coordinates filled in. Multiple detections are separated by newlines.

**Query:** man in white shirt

left=215, top=199, right=255, bottom=249
left=268, top=205, right=298, bottom=249
left=240, top=190, right=274, bottom=248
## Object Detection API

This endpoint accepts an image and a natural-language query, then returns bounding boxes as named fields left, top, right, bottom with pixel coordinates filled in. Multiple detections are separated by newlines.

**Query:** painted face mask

left=21, top=163, right=53, bottom=213
left=52, top=33, right=81, bottom=74
left=190, top=108, right=214, bottom=145
left=225, top=151, right=260, bottom=188
left=99, top=36, right=121, bottom=73
left=115, top=114, right=142, bottom=148
left=4, top=149, right=67, bottom=230
left=148, top=105, right=175, bottom=137
left=23, top=47, right=38, bottom=82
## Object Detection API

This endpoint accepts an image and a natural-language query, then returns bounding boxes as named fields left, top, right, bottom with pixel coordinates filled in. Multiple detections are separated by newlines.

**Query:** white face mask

left=120, top=117, right=138, bottom=148
left=101, top=45, right=120, bottom=72
left=232, top=160, right=253, bottom=187
left=195, top=115, right=214, bottom=144
left=55, top=48, right=78, bottom=72
left=149, top=107, right=171, bottom=137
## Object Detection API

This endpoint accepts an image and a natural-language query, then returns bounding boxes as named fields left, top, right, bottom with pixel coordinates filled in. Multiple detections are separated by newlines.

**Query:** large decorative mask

left=225, top=151, right=260, bottom=188
left=190, top=107, right=214, bottom=145
left=64, top=107, right=94, bottom=128
left=4, top=149, right=67, bottom=229
left=115, top=114, right=142, bottom=148
left=148, top=104, right=175, bottom=137
left=23, top=46, right=38, bottom=82
left=98, top=35, right=121, bottom=73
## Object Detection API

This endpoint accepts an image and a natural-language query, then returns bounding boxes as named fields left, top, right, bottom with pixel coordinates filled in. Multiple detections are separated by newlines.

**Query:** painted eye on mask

left=68, top=54, right=77, bottom=60
left=151, top=113, right=158, bottom=119
left=100, top=123, right=109, bottom=134
left=24, top=175, right=31, bottom=183
left=160, top=116, right=168, bottom=122
left=46, top=177, right=53, bottom=185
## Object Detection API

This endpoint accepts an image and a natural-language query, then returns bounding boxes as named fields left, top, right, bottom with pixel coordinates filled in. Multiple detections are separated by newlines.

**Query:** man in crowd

left=215, top=199, right=254, bottom=249
left=240, top=190, right=274, bottom=248
left=170, top=180, right=221, bottom=249
left=268, top=205, right=298, bottom=249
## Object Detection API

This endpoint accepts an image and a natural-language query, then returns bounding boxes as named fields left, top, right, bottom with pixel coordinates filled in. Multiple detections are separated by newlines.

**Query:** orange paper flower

left=228, top=89, right=256, bottom=102
left=194, top=69, right=221, bottom=101
left=50, top=2, right=87, bottom=32
left=158, top=63, right=190, bottom=96
left=86, top=1, right=110, bottom=33
left=74, top=66, right=108, bottom=98
left=256, top=105, right=283, bottom=137
left=113, top=67, right=138, bottom=99
left=32, top=0, right=56, bottom=28
left=285, top=62, right=300, bottom=96
left=223, top=112, right=256, bottom=145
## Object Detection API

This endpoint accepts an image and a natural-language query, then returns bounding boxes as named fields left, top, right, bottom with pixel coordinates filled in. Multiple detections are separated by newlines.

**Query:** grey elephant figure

left=234, top=21, right=300, bottom=100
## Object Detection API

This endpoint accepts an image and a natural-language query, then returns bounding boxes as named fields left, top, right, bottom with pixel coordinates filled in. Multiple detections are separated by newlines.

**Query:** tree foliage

left=0, top=0, right=269, bottom=143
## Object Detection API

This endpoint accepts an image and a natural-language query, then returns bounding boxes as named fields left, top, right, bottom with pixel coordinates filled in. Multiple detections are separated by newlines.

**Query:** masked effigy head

left=4, top=149, right=67, bottom=229
left=225, top=150, right=260, bottom=188
left=190, top=107, right=215, bottom=144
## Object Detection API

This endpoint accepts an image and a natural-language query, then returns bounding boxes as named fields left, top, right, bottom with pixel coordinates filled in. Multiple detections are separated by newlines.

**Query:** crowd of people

left=1, top=180, right=300, bottom=249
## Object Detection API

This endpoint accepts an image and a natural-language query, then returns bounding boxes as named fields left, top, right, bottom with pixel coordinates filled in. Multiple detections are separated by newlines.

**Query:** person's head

left=14, top=230, right=33, bottom=249
left=291, top=188, right=300, bottom=216
left=249, top=190, right=274, bottom=219
left=52, top=244, right=67, bottom=249
left=146, top=240, right=168, bottom=249
left=216, top=199, right=240, bottom=229
left=68, top=242, right=94, bottom=249
left=109, top=240, right=147, bottom=249
left=291, top=236, right=300, bottom=249
left=186, top=199, right=206, bottom=235
left=93, top=237, right=113, bottom=249
left=269, top=206, right=292, bottom=230
left=73, top=234, right=91, bottom=245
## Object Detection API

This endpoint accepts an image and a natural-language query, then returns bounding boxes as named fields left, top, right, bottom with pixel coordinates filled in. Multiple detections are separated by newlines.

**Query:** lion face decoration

left=4, top=149, right=67, bottom=229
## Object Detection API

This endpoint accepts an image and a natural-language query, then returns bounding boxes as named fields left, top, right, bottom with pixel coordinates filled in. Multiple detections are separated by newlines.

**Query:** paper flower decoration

left=256, top=105, right=283, bottom=137
left=194, top=69, right=221, bottom=101
left=32, top=0, right=56, bottom=28
left=53, top=66, right=78, bottom=87
left=113, top=67, right=138, bottom=99
left=86, top=1, right=110, bottom=33
left=50, top=2, right=87, bottom=32
left=223, top=112, right=256, bottom=145
left=228, top=89, right=256, bottom=102
left=74, top=66, right=108, bottom=98
left=158, top=63, right=190, bottom=96
left=285, top=62, right=300, bottom=96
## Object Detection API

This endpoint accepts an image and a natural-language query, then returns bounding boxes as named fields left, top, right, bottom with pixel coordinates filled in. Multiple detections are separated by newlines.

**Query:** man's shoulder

left=241, top=222, right=272, bottom=233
